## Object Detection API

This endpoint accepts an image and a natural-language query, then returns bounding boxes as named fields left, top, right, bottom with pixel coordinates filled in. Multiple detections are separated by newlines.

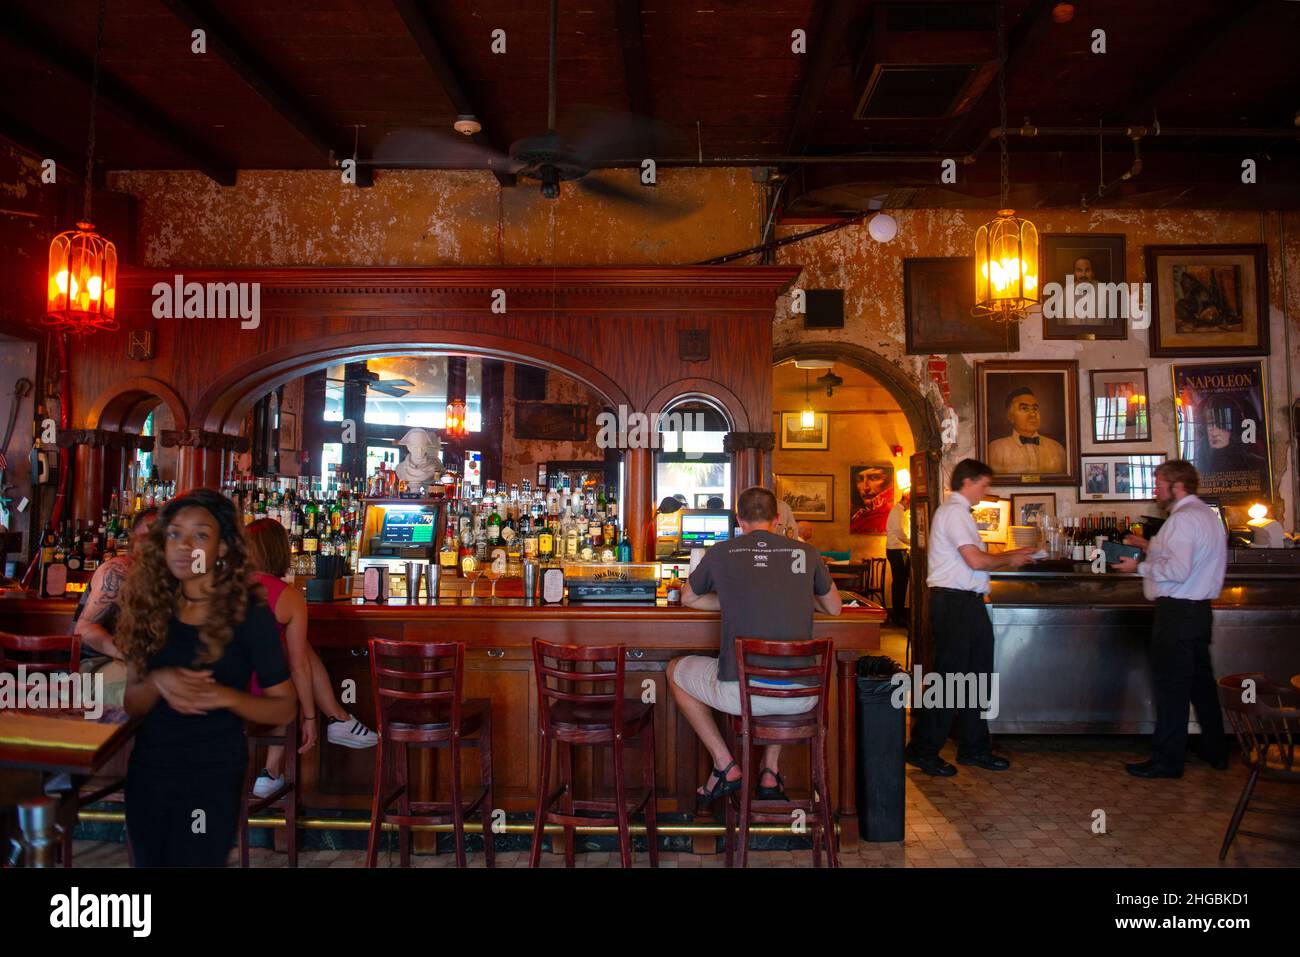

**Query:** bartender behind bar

left=906, top=459, right=1035, bottom=777
left=1113, top=459, right=1229, bottom=778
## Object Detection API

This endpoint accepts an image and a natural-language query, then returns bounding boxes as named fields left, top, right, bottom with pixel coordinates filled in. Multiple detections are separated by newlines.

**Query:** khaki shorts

left=79, top=657, right=127, bottom=711
left=671, top=655, right=817, bottom=717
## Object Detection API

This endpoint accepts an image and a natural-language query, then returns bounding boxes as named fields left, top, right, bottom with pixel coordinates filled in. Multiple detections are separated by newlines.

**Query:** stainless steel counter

left=985, top=561, right=1300, bottom=733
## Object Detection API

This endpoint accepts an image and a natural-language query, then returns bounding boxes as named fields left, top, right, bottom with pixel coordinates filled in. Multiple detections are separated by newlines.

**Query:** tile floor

left=64, top=629, right=1300, bottom=869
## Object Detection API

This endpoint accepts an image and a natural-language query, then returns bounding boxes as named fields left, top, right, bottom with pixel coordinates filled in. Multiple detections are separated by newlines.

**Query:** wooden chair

left=365, top=639, right=494, bottom=868
left=861, top=557, right=887, bottom=607
left=1216, top=673, right=1300, bottom=860
left=0, top=631, right=89, bottom=867
left=725, top=637, right=836, bottom=868
left=238, top=718, right=302, bottom=867
left=0, top=631, right=81, bottom=676
left=529, top=638, right=658, bottom=868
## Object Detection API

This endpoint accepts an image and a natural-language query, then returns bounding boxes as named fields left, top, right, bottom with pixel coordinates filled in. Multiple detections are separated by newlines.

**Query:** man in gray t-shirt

left=670, top=486, right=841, bottom=804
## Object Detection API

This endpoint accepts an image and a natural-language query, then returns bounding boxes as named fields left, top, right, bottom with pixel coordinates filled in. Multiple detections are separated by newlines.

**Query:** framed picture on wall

left=780, top=412, right=829, bottom=450
left=1172, top=360, right=1272, bottom=501
left=972, top=499, right=1012, bottom=544
left=848, top=464, right=894, bottom=534
left=976, top=360, right=1080, bottom=486
left=1040, top=233, right=1128, bottom=340
left=775, top=474, right=834, bottom=522
left=1011, top=492, right=1057, bottom=526
left=1078, top=453, right=1167, bottom=502
left=1088, top=368, right=1152, bottom=443
left=904, top=257, right=1020, bottom=354
left=1146, top=244, right=1269, bottom=356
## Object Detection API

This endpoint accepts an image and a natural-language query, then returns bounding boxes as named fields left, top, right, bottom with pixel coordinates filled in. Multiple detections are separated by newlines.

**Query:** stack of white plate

left=1009, top=525, right=1039, bottom=549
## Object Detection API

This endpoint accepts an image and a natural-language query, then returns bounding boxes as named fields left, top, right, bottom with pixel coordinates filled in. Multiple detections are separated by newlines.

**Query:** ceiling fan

left=375, top=0, right=696, bottom=217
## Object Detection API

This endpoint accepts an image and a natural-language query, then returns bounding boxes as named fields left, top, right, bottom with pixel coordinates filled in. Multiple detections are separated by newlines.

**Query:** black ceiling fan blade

left=369, top=128, right=522, bottom=172
left=557, top=105, right=688, bottom=168
left=575, top=175, right=701, bottom=220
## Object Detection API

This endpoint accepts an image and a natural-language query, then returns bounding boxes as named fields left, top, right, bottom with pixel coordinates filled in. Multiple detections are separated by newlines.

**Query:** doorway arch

left=772, top=342, right=940, bottom=453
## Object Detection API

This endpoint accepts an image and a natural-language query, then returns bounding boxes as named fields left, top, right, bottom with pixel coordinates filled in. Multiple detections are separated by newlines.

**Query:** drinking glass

left=464, top=567, right=483, bottom=600
left=484, top=566, right=502, bottom=600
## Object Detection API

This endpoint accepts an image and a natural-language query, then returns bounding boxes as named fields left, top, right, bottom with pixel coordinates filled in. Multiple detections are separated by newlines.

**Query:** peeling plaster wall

left=774, top=209, right=1300, bottom=530
left=108, top=168, right=763, bottom=267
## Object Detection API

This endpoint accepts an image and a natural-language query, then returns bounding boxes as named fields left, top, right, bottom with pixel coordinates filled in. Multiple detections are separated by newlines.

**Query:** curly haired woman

left=118, top=489, right=296, bottom=867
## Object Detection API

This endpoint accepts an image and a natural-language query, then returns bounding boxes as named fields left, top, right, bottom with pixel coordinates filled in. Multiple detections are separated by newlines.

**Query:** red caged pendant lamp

left=45, top=0, right=118, bottom=335
left=444, top=397, right=468, bottom=439
left=972, top=0, right=1038, bottom=324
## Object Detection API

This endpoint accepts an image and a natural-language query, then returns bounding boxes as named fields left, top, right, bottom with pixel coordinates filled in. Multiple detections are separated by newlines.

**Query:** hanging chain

left=83, top=0, right=108, bottom=223
left=996, top=0, right=1009, bottom=210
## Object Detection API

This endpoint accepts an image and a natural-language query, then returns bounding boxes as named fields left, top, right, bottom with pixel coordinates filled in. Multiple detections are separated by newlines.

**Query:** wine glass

left=484, top=566, right=502, bottom=601
left=463, top=564, right=482, bottom=599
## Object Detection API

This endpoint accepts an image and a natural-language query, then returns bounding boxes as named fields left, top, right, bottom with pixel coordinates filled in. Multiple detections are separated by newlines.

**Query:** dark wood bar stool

left=365, top=638, right=494, bottom=868
left=238, top=718, right=301, bottom=867
left=529, top=638, right=658, bottom=868
left=724, top=637, right=837, bottom=868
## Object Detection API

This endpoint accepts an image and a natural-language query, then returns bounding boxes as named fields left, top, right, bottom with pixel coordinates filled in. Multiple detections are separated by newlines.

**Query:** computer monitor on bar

left=678, top=509, right=733, bottom=549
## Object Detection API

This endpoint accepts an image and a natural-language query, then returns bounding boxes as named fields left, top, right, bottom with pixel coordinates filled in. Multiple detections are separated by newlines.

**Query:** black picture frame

left=1039, top=233, right=1128, bottom=341
left=904, top=257, right=1019, bottom=354
left=1146, top=244, right=1270, bottom=357
left=1088, top=368, right=1153, bottom=444
left=976, top=360, right=1081, bottom=486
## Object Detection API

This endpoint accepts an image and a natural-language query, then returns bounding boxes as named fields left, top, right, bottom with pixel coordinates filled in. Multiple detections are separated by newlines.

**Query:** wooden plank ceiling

left=2, top=0, right=1298, bottom=210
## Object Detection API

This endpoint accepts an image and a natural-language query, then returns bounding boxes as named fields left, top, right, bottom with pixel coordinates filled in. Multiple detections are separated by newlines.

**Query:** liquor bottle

left=1070, top=518, right=1085, bottom=562
left=439, top=528, right=459, bottom=572
left=39, top=522, right=56, bottom=566
left=603, top=515, right=618, bottom=549
left=579, top=533, right=594, bottom=562
left=538, top=520, right=555, bottom=564
left=617, top=532, right=632, bottom=563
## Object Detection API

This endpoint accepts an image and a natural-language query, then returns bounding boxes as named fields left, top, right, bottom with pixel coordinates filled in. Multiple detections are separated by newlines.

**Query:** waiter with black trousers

left=905, top=459, right=1036, bottom=776
left=1114, top=459, right=1229, bottom=777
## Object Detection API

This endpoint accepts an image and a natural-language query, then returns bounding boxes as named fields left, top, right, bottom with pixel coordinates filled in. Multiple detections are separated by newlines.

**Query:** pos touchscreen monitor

left=678, top=509, right=733, bottom=549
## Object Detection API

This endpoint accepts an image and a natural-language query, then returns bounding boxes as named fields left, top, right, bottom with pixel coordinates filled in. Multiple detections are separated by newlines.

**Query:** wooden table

left=0, top=706, right=139, bottom=860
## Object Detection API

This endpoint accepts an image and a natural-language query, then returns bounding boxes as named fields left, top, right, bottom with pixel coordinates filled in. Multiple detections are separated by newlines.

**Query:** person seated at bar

left=1112, top=459, right=1229, bottom=778
left=669, top=486, right=842, bottom=802
left=244, top=518, right=375, bottom=798
left=72, top=508, right=159, bottom=710
left=117, top=489, right=297, bottom=867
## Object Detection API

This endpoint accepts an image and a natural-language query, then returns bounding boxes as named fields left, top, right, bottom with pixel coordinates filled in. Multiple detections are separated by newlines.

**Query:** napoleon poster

left=1173, top=360, right=1272, bottom=501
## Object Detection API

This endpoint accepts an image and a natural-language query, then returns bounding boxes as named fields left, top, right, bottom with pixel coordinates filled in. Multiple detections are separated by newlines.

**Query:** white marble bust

left=394, top=428, right=443, bottom=487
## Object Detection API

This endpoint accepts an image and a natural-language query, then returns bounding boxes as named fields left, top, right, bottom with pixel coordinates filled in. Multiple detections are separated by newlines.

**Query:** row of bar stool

left=1, top=630, right=833, bottom=868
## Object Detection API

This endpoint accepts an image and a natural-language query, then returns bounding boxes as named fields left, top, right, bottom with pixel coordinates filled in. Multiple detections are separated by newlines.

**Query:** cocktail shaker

left=405, top=561, right=422, bottom=602
left=522, top=561, right=539, bottom=602
left=424, top=562, right=442, bottom=604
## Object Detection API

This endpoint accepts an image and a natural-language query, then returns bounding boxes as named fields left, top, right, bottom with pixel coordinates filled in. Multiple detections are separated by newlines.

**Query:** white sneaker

left=327, top=714, right=377, bottom=749
left=252, top=769, right=284, bottom=799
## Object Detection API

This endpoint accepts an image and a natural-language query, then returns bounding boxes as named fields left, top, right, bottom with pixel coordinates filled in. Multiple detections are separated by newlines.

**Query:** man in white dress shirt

left=1113, top=459, right=1229, bottom=778
left=905, top=460, right=1036, bottom=776
left=986, top=387, right=1067, bottom=475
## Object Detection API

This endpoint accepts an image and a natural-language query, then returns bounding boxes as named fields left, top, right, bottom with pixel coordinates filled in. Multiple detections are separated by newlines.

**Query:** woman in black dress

left=118, top=489, right=296, bottom=867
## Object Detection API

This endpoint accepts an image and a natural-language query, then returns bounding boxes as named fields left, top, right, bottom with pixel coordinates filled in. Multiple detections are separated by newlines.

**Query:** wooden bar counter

left=2, top=592, right=883, bottom=848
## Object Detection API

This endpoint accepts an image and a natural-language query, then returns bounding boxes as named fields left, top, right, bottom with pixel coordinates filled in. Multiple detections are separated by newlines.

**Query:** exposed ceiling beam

left=1, top=13, right=238, bottom=186
left=1127, top=0, right=1268, bottom=121
left=390, top=0, right=515, bottom=187
left=786, top=0, right=859, bottom=156
left=614, top=0, right=653, bottom=118
left=933, top=0, right=1055, bottom=153
left=159, top=0, right=372, bottom=187
left=0, top=114, right=87, bottom=180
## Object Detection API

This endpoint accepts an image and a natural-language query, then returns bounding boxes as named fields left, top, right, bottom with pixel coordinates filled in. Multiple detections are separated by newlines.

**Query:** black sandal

left=756, top=768, right=788, bottom=801
left=696, top=760, right=742, bottom=804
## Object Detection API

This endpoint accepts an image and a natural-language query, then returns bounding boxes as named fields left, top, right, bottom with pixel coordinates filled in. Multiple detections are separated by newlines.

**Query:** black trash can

left=854, top=655, right=906, bottom=842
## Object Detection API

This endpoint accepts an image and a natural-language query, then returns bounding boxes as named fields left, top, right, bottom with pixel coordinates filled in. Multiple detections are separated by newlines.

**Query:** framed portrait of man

left=1172, top=360, right=1272, bottom=501
left=976, top=360, right=1080, bottom=486
left=849, top=464, right=894, bottom=535
left=1040, top=234, right=1128, bottom=341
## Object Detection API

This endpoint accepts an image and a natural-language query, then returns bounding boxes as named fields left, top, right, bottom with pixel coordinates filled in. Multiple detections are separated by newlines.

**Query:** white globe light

left=868, top=213, right=897, bottom=243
